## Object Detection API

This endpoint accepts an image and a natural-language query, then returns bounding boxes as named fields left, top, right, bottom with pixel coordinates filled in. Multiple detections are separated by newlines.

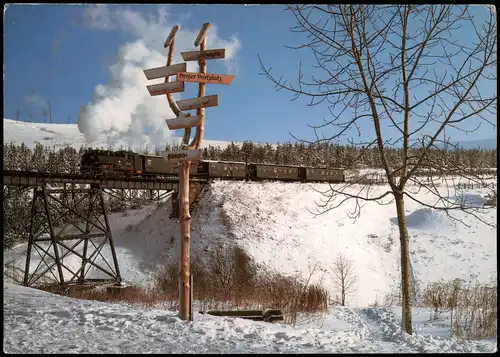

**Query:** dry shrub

left=36, top=245, right=329, bottom=324
left=421, top=279, right=462, bottom=324
left=382, top=278, right=497, bottom=339
left=38, top=283, right=161, bottom=307
left=453, top=282, right=497, bottom=339
left=420, top=279, right=497, bottom=339
left=422, top=280, right=451, bottom=320
left=153, top=245, right=328, bottom=320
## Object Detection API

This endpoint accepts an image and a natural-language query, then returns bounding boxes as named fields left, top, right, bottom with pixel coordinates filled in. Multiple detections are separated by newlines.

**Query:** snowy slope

left=3, top=283, right=496, bottom=353
left=191, top=180, right=497, bottom=306
left=3, top=118, right=497, bottom=352
left=3, top=118, right=237, bottom=151
left=5, top=179, right=496, bottom=307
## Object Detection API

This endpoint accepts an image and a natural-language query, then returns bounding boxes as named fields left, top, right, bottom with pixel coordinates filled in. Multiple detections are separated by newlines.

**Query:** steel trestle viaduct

left=3, top=170, right=207, bottom=289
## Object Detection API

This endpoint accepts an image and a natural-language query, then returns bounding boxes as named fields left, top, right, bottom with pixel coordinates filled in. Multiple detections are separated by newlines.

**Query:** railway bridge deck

left=3, top=170, right=208, bottom=290
left=3, top=170, right=207, bottom=190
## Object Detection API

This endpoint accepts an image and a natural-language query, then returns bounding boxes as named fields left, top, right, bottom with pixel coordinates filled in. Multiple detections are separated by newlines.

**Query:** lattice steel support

left=104, top=188, right=174, bottom=202
left=23, top=184, right=121, bottom=288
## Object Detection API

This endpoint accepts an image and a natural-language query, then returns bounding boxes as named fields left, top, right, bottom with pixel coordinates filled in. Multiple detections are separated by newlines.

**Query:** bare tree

left=258, top=5, right=497, bottom=334
left=332, top=253, right=357, bottom=306
left=15, top=108, right=20, bottom=122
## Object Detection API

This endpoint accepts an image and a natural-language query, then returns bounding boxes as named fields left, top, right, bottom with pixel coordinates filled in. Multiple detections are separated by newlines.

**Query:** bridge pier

left=23, top=184, right=122, bottom=288
left=3, top=170, right=203, bottom=288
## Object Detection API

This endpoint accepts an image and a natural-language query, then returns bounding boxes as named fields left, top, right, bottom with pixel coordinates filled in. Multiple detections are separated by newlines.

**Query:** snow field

left=3, top=283, right=496, bottom=353
left=201, top=180, right=496, bottom=307
left=3, top=118, right=497, bottom=352
left=5, top=178, right=496, bottom=309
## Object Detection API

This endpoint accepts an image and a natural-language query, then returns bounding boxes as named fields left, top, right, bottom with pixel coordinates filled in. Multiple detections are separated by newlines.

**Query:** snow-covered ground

left=3, top=283, right=496, bottom=353
left=3, top=120, right=497, bottom=352
left=3, top=118, right=237, bottom=151
left=5, top=179, right=497, bottom=306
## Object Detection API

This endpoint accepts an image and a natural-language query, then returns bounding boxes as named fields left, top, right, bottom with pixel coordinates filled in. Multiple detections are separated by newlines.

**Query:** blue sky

left=4, top=4, right=497, bottom=146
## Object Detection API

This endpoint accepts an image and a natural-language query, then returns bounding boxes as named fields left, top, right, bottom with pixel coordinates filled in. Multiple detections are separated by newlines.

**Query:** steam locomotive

left=79, top=149, right=345, bottom=183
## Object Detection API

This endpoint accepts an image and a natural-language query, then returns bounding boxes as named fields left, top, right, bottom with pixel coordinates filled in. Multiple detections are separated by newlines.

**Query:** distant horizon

left=3, top=118, right=497, bottom=150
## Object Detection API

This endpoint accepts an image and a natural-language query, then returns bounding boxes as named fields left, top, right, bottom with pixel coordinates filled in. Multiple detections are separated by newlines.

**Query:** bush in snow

left=453, top=281, right=497, bottom=339
left=152, top=245, right=329, bottom=321
left=419, top=279, right=496, bottom=339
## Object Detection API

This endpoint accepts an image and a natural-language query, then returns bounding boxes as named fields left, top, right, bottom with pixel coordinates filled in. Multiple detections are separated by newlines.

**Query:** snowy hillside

left=3, top=283, right=496, bottom=353
left=3, top=118, right=236, bottom=151
left=5, top=179, right=497, bottom=307
left=3, top=118, right=497, bottom=353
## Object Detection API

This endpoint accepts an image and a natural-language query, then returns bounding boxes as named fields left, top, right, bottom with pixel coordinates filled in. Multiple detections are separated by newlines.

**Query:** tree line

left=2, top=141, right=496, bottom=250
left=195, top=141, right=497, bottom=170
left=3, top=141, right=497, bottom=173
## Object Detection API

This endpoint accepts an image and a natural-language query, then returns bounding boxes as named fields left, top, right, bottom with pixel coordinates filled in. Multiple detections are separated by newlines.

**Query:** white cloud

left=78, top=5, right=242, bottom=150
left=82, top=4, right=116, bottom=30
left=25, top=94, right=49, bottom=111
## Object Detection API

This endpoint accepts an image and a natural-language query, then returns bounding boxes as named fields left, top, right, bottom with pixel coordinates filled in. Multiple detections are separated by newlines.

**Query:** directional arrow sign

left=181, top=49, right=226, bottom=61
left=143, top=63, right=187, bottom=80
left=163, top=149, right=203, bottom=163
left=166, top=113, right=202, bottom=130
left=176, top=95, right=219, bottom=111
left=177, top=72, right=235, bottom=85
left=147, top=81, right=185, bottom=96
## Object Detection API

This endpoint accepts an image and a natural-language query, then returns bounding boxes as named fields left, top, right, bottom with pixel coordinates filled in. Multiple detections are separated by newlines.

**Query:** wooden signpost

left=143, top=23, right=235, bottom=322
left=162, top=149, right=203, bottom=163
left=147, top=81, right=185, bottom=96
left=144, top=63, right=187, bottom=80
left=176, top=95, right=219, bottom=111
left=181, top=49, right=226, bottom=61
left=177, top=72, right=235, bottom=85
left=166, top=113, right=202, bottom=130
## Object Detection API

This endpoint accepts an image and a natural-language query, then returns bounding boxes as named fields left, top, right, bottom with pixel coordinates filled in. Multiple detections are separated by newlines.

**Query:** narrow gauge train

left=80, top=149, right=345, bottom=183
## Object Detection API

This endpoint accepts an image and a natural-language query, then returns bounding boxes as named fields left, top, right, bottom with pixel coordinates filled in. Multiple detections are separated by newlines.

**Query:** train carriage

left=250, top=163, right=300, bottom=181
left=202, top=161, right=247, bottom=180
left=143, top=155, right=200, bottom=176
left=304, top=167, right=345, bottom=183
left=142, top=155, right=171, bottom=175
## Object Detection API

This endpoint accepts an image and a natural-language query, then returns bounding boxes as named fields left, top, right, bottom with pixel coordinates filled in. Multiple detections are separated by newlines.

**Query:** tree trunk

left=179, top=161, right=191, bottom=320
left=394, top=192, right=413, bottom=335
left=341, top=278, right=346, bottom=306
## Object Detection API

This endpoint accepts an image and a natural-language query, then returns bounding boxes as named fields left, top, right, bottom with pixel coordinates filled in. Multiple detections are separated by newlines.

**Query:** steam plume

left=78, top=5, right=240, bottom=151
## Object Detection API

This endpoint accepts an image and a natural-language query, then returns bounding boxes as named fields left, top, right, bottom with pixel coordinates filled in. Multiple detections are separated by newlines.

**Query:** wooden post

left=196, top=38, right=207, bottom=150
left=179, top=161, right=191, bottom=320
left=144, top=23, right=232, bottom=321
left=179, top=30, right=208, bottom=321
